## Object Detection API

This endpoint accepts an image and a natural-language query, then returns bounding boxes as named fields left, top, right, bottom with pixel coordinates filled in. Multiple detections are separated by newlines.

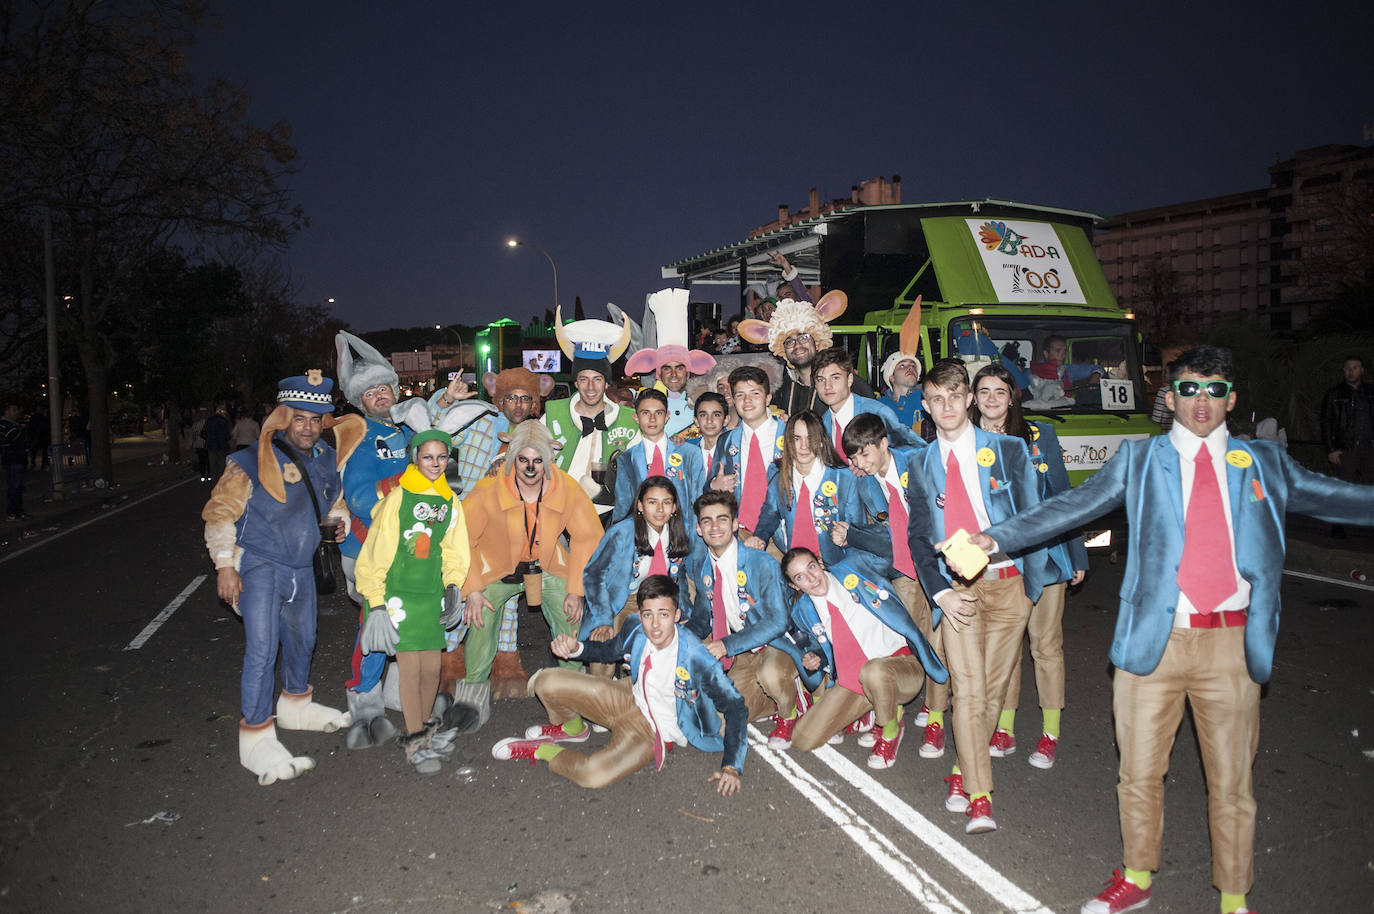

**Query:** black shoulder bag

left=272, top=439, right=340, bottom=595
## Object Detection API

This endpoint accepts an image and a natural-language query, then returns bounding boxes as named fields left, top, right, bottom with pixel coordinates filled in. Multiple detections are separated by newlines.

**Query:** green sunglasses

left=1171, top=379, right=1233, bottom=399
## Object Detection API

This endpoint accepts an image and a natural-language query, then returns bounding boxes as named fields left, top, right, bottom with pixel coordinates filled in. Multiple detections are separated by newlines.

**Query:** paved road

left=1, top=481, right=1370, bottom=913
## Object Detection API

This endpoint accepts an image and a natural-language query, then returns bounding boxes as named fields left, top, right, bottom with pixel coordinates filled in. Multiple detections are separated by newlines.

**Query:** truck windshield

left=947, top=316, right=1147, bottom=415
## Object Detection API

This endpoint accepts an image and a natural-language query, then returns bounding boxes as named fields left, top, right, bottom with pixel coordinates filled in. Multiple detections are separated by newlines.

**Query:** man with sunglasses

left=949, top=345, right=1373, bottom=914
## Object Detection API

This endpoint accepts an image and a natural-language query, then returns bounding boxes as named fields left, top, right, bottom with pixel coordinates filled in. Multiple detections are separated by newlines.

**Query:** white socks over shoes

left=276, top=686, right=349, bottom=732
left=239, top=718, right=315, bottom=786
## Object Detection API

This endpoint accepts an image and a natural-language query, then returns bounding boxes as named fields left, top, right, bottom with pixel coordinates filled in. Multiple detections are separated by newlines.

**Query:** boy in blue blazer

left=780, top=548, right=947, bottom=772
left=905, top=358, right=1054, bottom=835
left=685, top=492, right=799, bottom=746
left=958, top=346, right=1374, bottom=914
left=492, top=574, right=747, bottom=794
left=710, top=366, right=784, bottom=538
left=812, top=347, right=925, bottom=461
left=612, top=389, right=703, bottom=523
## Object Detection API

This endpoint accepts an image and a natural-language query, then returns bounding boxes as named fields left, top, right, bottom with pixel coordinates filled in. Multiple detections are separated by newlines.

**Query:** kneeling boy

left=491, top=574, right=748, bottom=795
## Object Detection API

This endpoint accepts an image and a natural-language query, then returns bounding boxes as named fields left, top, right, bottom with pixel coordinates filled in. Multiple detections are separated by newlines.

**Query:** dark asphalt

left=1, top=474, right=1371, bottom=913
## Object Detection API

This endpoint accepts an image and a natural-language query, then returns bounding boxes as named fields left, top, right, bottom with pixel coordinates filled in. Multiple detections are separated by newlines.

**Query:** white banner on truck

left=1056, top=433, right=1152, bottom=472
left=966, top=219, right=1086, bottom=304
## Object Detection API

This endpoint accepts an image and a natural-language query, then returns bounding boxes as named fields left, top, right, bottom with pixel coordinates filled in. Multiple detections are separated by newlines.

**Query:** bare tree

left=0, top=0, right=305, bottom=479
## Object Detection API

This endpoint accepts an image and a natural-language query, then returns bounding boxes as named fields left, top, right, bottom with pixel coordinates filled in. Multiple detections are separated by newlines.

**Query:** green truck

left=662, top=199, right=1160, bottom=486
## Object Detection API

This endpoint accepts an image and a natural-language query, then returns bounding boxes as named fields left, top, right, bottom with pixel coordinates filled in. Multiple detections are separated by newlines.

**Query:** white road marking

left=810, top=744, right=1054, bottom=914
left=748, top=726, right=970, bottom=914
left=1282, top=568, right=1374, bottom=592
left=124, top=575, right=206, bottom=651
left=0, top=476, right=197, bottom=566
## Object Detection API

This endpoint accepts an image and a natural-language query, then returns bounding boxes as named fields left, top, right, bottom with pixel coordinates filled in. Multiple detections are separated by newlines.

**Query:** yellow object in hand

left=941, top=529, right=989, bottom=580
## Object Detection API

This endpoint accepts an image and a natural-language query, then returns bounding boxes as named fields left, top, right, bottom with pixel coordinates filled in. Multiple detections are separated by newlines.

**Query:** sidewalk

left=0, top=431, right=197, bottom=557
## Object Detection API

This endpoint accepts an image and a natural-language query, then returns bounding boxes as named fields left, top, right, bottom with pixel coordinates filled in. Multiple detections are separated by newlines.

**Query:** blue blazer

left=578, top=517, right=701, bottom=637
left=711, top=419, right=784, bottom=515
left=905, top=427, right=1053, bottom=602
left=1026, top=420, right=1088, bottom=581
left=754, top=465, right=876, bottom=568
left=577, top=623, right=749, bottom=772
left=985, top=435, right=1374, bottom=683
left=847, top=446, right=949, bottom=616
left=612, top=438, right=704, bottom=523
left=819, top=394, right=926, bottom=451
left=682, top=543, right=789, bottom=656
left=785, top=558, right=948, bottom=689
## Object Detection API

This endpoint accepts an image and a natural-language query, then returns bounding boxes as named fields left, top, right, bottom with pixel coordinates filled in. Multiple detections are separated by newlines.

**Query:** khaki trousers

left=942, top=575, right=1032, bottom=796
left=1114, top=625, right=1259, bottom=894
left=531, top=668, right=656, bottom=789
left=1003, top=581, right=1067, bottom=713
left=791, top=653, right=926, bottom=752
left=727, top=647, right=798, bottom=721
left=892, top=574, right=947, bottom=713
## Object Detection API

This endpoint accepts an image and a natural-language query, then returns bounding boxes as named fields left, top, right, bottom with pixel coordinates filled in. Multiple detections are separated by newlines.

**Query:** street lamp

left=434, top=324, right=466, bottom=383
left=505, top=237, right=559, bottom=311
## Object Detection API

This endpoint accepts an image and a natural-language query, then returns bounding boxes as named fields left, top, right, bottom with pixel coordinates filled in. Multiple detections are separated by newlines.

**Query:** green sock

left=951, top=764, right=961, bottom=776
left=881, top=709, right=902, bottom=740
left=1124, top=868, right=1151, bottom=891
left=561, top=716, right=586, bottom=736
left=785, top=706, right=798, bottom=720
left=1220, top=892, right=1245, bottom=913
left=533, top=743, right=564, bottom=762
left=927, top=710, right=944, bottom=727
left=997, top=708, right=1016, bottom=734
left=1042, top=708, right=1061, bottom=738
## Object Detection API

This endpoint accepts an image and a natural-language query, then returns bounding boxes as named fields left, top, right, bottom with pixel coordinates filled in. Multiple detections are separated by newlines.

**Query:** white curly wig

left=766, top=299, right=834, bottom=358
left=503, top=419, right=557, bottom=478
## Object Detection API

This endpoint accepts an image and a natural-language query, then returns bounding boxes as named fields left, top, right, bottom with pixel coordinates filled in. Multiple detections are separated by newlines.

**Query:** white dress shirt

left=1169, top=422, right=1250, bottom=625
left=708, top=538, right=744, bottom=633
left=818, top=573, right=905, bottom=660
left=635, top=630, right=686, bottom=745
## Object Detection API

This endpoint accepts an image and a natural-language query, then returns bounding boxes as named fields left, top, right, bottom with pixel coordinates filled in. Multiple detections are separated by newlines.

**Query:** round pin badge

left=843, top=573, right=859, bottom=590
left=976, top=447, right=997, bottom=467
left=736, top=570, right=747, bottom=586
left=1225, top=449, right=1253, bottom=468
left=821, top=480, right=837, bottom=497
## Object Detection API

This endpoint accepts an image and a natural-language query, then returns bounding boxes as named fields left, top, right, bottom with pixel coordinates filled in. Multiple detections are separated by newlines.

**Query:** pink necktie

left=640, top=653, right=666, bottom=770
left=648, top=539, right=668, bottom=577
left=711, top=562, right=733, bottom=671
left=834, top=419, right=850, bottom=465
left=740, top=433, right=766, bottom=530
left=943, top=450, right=981, bottom=540
left=1176, top=444, right=1237, bottom=614
left=792, top=479, right=822, bottom=556
left=886, top=480, right=918, bottom=580
left=826, top=600, right=868, bottom=695
left=647, top=444, right=664, bottom=478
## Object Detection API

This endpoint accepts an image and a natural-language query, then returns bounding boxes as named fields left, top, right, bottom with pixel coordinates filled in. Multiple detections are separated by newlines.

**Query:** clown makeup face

left=514, top=446, right=545, bottom=486
left=415, top=440, right=450, bottom=482
left=659, top=362, right=688, bottom=394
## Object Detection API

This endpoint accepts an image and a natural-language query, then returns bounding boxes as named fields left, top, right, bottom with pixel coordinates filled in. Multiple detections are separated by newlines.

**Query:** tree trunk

left=86, top=368, right=112, bottom=482
left=165, top=398, right=181, bottom=462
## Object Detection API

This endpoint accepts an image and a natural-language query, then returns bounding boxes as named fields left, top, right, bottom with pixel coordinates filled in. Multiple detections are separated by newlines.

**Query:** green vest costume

left=541, top=397, right=639, bottom=472
left=377, top=487, right=456, bottom=652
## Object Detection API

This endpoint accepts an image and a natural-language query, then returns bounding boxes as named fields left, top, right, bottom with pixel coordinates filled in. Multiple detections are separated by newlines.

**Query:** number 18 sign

left=1100, top=378, right=1136, bottom=411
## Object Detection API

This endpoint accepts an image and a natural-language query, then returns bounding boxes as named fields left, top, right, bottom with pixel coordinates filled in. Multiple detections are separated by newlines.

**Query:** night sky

left=190, top=1, right=1371, bottom=333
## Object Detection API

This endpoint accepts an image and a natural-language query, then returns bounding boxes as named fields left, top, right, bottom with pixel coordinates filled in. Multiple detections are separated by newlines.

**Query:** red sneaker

left=850, top=710, right=878, bottom=747
left=767, top=713, right=798, bottom=749
left=919, top=721, right=946, bottom=758
left=965, top=795, right=996, bottom=834
left=491, top=736, right=546, bottom=764
left=914, top=704, right=930, bottom=727
left=943, top=772, right=969, bottom=813
left=523, top=722, right=590, bottom=744
left=1029, top=733, right=1058, bottom=769
left=1080, top=869, right=1151, bottom=914
left=866, top=718, right=904, bottom=770
left=989, top=728, right=1017, bottom=757
left=794, top=678, right=814, bottom=715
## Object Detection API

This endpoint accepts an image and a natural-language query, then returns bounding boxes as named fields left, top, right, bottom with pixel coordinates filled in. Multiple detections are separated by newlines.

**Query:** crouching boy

left=491, top=574, right=748, bottom=795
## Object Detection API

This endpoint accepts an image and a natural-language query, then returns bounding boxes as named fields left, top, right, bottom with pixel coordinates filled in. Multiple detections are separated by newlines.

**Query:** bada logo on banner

left=966, top=219, right=1087, bottom=304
